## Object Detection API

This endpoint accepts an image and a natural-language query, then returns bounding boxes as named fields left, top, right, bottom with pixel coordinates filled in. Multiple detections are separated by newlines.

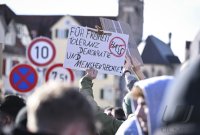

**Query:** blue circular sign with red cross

left=9, top=64, right=38, bottom=93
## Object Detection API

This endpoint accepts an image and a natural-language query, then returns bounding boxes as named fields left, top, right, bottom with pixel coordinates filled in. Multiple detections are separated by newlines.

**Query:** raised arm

left=79, top=68, right=99, bottom=112
left=79, top=68, right=123, bottom=135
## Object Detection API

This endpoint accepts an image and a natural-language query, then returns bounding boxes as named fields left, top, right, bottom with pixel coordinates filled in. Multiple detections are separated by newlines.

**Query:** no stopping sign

left=27, top=37, right=56, bottom=66
left=9, top=64, right=38, bottom=93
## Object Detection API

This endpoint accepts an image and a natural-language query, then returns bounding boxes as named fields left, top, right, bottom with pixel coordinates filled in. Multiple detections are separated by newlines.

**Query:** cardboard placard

left=100, top=18, right=143, bottom=67
left=63, top=25, right=129, bottom=76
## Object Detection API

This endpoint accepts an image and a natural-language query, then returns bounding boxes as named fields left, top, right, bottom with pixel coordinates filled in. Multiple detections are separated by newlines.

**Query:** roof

left=1, top=5, right=117, bottom=38
left=14, top=16, right=116, bottom=38
left=74, top=16, right=116, bottom=28
left=16, top=16, right=116, bottom=38
left=15, top=15, right=63, bottom=38
left=0, top=4, right=16, bottom=24
left=1, top=4, right=117, bottom=55
left=141, top=35, right=181, bottom=65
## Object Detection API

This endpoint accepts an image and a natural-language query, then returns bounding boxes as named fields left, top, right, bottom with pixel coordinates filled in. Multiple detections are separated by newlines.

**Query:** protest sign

left=63, top=25, right=129, bottom=76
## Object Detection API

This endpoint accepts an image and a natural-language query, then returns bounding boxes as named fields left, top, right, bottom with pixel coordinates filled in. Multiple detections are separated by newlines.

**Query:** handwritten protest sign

left=63, top=25, right=129, bottom=76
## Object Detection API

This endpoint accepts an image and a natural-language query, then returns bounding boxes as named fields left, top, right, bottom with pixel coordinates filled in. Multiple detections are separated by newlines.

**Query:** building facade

left=190, top=30, right=200, bottom=59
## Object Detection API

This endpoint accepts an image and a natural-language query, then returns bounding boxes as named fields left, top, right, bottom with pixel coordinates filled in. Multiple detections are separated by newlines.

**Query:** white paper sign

left=63, top=25, right=129, bottom=76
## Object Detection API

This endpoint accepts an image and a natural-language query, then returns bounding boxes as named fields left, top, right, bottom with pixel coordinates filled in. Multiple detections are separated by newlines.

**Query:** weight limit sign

left=45, top=63, right=75, bottom=83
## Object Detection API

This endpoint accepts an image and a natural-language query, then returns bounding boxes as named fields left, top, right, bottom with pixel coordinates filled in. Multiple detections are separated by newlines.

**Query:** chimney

left=185, top=41, right=191, bottom=61
left=168, top=32, right=172, bottom=47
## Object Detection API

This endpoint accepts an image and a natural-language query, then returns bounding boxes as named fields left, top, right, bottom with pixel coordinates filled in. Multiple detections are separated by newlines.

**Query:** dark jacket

left=79, top=76, right=123, bottom=135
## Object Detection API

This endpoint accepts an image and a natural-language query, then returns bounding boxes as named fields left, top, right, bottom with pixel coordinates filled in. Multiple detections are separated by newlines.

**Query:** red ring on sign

left=45, top=63, right=74, bottom=82
left=9, top=64, right=38, bottom=93
left=109, top=36, right=126, bottom=57
left=28, top=37, right=56, bottom=66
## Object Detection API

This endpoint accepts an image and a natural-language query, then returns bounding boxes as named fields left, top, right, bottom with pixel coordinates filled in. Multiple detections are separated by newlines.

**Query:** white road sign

left=45, top=63, right=74, bottom=83
left=27, top=37, right=56, bottom=66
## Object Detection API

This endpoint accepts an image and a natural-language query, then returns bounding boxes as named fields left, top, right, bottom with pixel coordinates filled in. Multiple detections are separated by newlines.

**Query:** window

left=12, top=60, right=19, bottom=67
left=157, top=70, right=163, bottom=76
left=143, top=70, right=149, bottom=78
left=3, top=59, right=6, bottom=75
left=55, top=29, right=69, bottom=39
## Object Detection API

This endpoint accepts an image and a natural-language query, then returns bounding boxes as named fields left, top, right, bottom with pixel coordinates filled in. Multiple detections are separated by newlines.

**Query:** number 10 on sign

left=27, top=37, right=56, bottom=67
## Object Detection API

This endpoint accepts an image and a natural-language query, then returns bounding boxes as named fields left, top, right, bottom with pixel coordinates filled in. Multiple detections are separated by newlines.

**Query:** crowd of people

left=0, top=55, right=200, bottom=135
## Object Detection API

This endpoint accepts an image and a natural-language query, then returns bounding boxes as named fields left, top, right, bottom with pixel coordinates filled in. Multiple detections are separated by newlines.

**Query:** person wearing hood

left=116, top=75, right=174, bottom=135
left=155, top=56, right=200, bottom=135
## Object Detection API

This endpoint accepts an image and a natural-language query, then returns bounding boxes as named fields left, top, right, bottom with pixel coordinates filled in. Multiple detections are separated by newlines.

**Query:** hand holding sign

left=124, top=53, right=133, bottom=71
left=85, top=68, right=98, bottom=80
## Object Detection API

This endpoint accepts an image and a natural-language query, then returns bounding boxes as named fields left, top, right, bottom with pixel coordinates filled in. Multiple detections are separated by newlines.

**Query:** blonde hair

left=132, top=85, right=144, bottom=100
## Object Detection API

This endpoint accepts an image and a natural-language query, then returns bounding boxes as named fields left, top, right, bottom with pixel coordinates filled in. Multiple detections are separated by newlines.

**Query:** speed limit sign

left=27, top=37, right=56, bottom=66
left=45, top=63, right=75, bottom=83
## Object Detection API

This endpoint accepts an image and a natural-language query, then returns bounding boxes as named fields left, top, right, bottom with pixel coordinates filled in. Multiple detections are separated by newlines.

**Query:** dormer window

left=55, top=29, right=69, bottom=39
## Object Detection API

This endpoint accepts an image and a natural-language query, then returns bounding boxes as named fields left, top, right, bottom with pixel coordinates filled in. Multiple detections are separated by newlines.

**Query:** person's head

left=27, top=81, right=96, bottom=135
left=0, top=94, right=25, bottom=127
left=132, top=76, right=174, bottom=135
left=111, top=107, right=126, bottom=121
left=132, top=86, right=148, bottom=134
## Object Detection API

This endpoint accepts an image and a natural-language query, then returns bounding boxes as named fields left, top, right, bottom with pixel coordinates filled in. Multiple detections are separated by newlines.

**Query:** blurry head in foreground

left=0, top=95, right=25, bottom=128
left=27, top=81, right=96, bottom=135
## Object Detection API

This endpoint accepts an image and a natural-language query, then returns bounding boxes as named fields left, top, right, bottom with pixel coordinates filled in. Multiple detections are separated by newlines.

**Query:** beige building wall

left=51, top=16, right=80, bottom=63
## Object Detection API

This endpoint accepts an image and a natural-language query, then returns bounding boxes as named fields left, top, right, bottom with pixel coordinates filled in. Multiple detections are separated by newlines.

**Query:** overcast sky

left=1, top=0, right=200, bottom=62
left=1, top=0, right=118, bottom=16
left=143, top=0, right=200, bottom=62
